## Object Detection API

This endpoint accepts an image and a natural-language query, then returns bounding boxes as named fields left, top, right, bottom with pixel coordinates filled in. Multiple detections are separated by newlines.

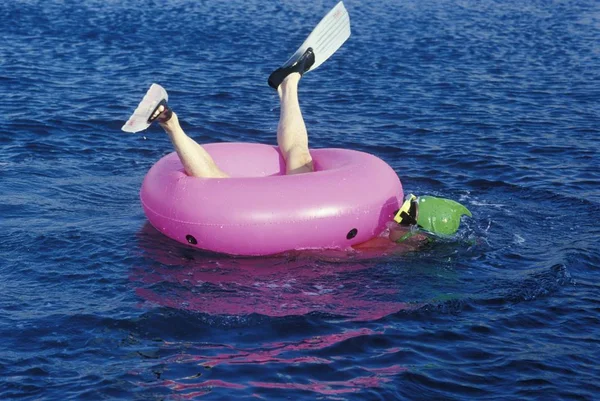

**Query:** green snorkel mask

left=394, top=194, right=472, bottom=236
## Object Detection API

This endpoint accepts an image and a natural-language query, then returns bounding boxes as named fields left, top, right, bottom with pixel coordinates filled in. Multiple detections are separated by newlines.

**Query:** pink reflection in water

left=164, top=328, right=379, bottom=368
left=134, top=328, right=407, bottom=398
left=249, top=376, right=389, bottom=395
left=132, top=251, right=415, bottom=321
left=139, top=379, right=245, bottom=400
left=131, top=223, right=417, bottom=321
left=130, top=225, right=418, bottom=398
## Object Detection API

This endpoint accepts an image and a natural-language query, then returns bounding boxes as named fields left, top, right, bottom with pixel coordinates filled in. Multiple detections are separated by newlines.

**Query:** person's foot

left=148, top=99, right=173, bottom=124
left=268, top=48, right=315, bottom=90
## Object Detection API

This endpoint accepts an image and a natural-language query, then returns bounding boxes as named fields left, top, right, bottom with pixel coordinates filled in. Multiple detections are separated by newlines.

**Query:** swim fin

left=121, top=83, right=169, bottom=133
left=269, top=1, right=351, bottom=87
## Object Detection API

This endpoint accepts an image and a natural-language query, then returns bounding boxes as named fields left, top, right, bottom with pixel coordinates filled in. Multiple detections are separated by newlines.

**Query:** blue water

left=1, top=0, right=599, bottom=399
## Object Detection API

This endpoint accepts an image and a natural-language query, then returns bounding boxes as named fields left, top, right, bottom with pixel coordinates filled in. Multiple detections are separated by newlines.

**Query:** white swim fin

left=283, top=1, right=351, bottom=72
left=121, top=83, right=169, bottom=133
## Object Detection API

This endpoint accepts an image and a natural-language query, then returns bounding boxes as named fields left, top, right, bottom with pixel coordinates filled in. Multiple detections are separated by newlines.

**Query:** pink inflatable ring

left=140, top=142, right=403, bottom=256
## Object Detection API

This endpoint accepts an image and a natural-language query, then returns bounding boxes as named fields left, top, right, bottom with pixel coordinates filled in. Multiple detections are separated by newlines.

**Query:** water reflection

left=131, top=224, right=417, bottom=321
left=128, top=224, right=421, bottom=398
left=132, top=327, right=407, bottom=399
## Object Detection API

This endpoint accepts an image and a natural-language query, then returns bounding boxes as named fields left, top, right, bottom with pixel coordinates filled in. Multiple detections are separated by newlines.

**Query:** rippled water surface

left=1, top=0, right=599, bottom=399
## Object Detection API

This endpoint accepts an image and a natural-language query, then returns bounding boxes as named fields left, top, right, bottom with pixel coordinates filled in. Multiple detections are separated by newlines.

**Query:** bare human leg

left=152, top=105, right=229, bottom=178
left=276, top=73, right=314, bottom=175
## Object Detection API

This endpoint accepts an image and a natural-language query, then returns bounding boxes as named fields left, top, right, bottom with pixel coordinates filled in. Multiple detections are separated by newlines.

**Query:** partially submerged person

left=137, top=68, right=471, bottom=252
left=123, top=5, right=471, bottom=254
left=354, top=194, right=472, bottom=253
